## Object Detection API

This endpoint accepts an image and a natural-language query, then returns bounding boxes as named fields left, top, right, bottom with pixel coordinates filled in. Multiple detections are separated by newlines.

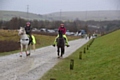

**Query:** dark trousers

left=27, top=34, right=32, bottom=45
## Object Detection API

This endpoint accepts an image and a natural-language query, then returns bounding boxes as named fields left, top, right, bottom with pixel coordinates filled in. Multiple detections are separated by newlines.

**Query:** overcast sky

left=0, top=0, right=120, bottom=14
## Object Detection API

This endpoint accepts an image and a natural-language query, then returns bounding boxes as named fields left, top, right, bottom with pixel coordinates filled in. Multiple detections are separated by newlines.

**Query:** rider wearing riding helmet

left=25, top=22, right=32, bottom=45
left=53, top=23, right=69, bottom=47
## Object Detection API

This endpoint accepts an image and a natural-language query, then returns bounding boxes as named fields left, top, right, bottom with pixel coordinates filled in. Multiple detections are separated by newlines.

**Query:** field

left=0, top=30, right=79, bottom=56
left=40, top=30, right=120, bottom=80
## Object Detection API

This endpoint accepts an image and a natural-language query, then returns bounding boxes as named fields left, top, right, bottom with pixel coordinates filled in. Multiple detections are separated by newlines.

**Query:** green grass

left=40, top=30, right=120, bottom=80
left=0, top=30, right=79, bottom=56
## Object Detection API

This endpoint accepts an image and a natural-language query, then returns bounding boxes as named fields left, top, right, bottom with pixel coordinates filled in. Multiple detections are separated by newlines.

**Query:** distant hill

left=0, top=10, right=120, bottom=21
left=46, top=10, right=120, bottom=21
left=0, top=10, right=53, bottom=21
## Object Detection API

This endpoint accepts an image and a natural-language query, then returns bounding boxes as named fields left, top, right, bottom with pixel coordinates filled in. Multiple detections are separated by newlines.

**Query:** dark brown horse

left=56, top=30, right=65, bottom=58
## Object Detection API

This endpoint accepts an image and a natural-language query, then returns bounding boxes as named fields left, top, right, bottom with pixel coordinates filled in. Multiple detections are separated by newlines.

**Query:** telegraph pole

left=60, top=0, right=62, bottom=21
left=60, top=9, right=62, bottom=21
left=27, top=5, right=29, bottom=20
left=85, top=10, right=87, bottom=21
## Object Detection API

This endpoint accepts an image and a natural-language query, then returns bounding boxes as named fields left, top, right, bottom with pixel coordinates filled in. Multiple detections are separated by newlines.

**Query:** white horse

left=18, top=27, right=31, bottom=57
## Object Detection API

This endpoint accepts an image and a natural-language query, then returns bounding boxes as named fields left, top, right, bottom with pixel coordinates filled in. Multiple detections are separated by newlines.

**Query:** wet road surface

left=0, top=39, right=89, bottom=80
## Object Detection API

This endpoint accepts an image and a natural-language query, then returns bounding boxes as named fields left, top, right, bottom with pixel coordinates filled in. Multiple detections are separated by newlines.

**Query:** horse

left=18, top=27, right=34, bottom=57
left=56, top=30, right=65, bottom=58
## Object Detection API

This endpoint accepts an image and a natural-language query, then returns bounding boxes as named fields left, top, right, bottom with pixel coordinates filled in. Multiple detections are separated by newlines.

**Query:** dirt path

left=0, top=38, right=89, bottom=80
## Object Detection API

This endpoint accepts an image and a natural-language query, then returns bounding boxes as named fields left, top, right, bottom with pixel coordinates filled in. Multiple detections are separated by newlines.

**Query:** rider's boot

left=52, top=44, right=55, bottom=47
left=52, top=39, right=57, bottom=47
left=64, top=38, right=69, bottom=47
left=66, top=44, right=70, bottom=47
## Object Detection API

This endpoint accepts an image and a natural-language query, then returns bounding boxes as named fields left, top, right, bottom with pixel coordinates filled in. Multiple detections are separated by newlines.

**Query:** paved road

left=0, top=38, right=89, bottom=80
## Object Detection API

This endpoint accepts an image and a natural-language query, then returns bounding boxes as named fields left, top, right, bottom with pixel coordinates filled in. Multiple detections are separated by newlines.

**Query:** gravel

left=0, top=38, right=89, bottom=80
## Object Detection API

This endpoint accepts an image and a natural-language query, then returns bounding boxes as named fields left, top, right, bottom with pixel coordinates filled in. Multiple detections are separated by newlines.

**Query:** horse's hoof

left=58, top=56, right=60, bottom=58
left=61, top=55, right=62, bottom=57
left=20, top=55, right=22, bottom=57
left=26, top=53, right=30, bottom=56
left=28, top=54, right=30, bottom=56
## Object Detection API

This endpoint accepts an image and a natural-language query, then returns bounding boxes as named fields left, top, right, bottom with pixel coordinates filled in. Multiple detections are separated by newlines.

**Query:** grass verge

left=40, top=30, right=120, bottom=80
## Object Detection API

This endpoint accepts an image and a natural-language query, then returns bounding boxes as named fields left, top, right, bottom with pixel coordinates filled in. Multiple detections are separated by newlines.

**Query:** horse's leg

left=20, top=44, right=23, bottom=57
left=63, top=47, right=65, bottom=55
left=61, top=47, right=64, bottom=57
left=32, top=44, right=36, bottom=51
left=26, top=44, right=31, bottom=56
left=25, top=44, right=29, bottom=56
left=57, top=46, right=60, bottom=58
left=28, top=44, right=31, bottom=55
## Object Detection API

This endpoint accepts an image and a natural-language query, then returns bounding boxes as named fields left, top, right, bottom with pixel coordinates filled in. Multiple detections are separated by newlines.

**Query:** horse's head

left=58, top=30, right=63, bottom=38
left=18, top=27, right=26, bottom=35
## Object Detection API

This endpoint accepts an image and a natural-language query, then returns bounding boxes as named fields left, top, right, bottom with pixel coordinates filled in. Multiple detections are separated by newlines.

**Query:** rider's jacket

left=25, top=26, right=32, bottom=35
left=58, top=27, right=66, bottom=34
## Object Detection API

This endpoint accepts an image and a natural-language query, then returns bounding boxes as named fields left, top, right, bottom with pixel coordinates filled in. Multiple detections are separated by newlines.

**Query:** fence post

left=70, top=59, right=74, bottom=70
left=79, top=51, right=82, bottom=59
left=84, top=47, right=86, bottom=53
left=87, top=45, right=89, bottom=50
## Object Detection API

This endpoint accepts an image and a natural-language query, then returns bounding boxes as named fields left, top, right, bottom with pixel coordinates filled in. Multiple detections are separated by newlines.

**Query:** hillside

left=46, top=10, right=120, bottom=21
left=40, top=30, right=120, bottom=80
left=0, top=10, right=120, bottom=21
left=0, top=10, right=53, bottom=21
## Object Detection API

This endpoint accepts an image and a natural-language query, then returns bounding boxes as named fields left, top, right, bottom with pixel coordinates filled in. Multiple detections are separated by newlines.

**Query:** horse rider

left=25, top=22, right=32, bottom=45
left=53, top=23, right=70, bottom=47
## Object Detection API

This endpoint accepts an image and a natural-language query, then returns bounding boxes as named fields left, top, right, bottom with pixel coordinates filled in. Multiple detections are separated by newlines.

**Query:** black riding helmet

left=26, top=22, right=31, bottom=26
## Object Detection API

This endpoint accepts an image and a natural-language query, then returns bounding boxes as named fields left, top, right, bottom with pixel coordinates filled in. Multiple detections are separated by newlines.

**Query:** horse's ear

left=20, top=27, right=24, bottom=28
left=58, top=30, right=62, bottom=34
left=19, top=27, right=22, bottom=29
